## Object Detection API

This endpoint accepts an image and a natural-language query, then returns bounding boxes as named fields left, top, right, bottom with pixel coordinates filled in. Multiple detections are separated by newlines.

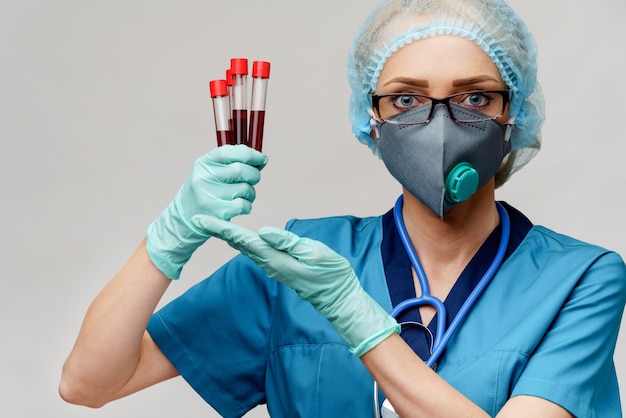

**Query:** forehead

left=377, top=35, right=503, bottom=87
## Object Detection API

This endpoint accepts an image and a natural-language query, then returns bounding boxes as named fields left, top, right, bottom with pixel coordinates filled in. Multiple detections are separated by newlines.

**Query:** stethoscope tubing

left=390, top=294, right=447, bottom=358
left=374, top=197, right=511, bottom=418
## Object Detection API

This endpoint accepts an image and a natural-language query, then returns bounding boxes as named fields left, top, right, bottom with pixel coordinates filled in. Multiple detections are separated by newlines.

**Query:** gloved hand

left=146, top=145, right=268, bottom=279
left=191, top=215, right=400, bottom=357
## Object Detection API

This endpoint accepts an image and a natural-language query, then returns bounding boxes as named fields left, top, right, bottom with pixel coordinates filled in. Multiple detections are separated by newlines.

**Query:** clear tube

left=230, top=58, right=248, bottom=145
left=209, top=79, right=232, bottom=147
left=226, top=68, right=233, bottom=137
left=248, top=61, right=270, bottom=152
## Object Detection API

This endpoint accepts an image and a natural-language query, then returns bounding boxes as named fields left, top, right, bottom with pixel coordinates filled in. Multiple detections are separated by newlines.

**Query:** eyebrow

left=382, top=77, right=429, bottom=88
left=452, top=75, right=502, bottom=87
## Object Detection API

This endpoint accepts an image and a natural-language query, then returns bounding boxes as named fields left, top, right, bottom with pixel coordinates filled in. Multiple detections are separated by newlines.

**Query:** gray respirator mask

left=375, top=104, right=512, bottom=219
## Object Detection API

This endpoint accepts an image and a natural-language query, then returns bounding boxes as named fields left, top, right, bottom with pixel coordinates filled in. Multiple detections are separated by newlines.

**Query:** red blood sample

left=248, top=61, right=270, bottom=151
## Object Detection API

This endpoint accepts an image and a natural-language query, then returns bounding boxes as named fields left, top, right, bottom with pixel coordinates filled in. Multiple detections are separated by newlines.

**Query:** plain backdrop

left=1, top=0, right=625, bottom=417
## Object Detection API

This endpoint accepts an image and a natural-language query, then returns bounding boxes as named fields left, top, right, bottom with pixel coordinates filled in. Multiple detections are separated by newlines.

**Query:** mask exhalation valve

left=445, top=162, right=479, bottom=203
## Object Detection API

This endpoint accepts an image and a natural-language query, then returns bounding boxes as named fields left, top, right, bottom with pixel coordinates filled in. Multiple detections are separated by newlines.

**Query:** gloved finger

left=198, top=158, right=264, bottom=185
left=204, top=181, right=256, bottom=202
left=191, top=215, right=250, bottom=243
left=190, top=215, right=264, bottom=255
left=221, top=197, right=253, bottom=221
left=259, top=226, right=348, bottom=268
left=258, top=226, right=332, bottom=261
left=191, top=216, right=311, bottom=283
left=194, top=199, right=252, bottom=221
left=258, top=226, right=304, bottom=251
left=208, top=144, right=269, bottom=169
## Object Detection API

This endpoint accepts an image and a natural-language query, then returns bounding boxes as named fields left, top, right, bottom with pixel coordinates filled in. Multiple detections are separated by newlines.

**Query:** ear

left=368, top=108, right=380, bottom=139
left=504, top=123, right=516, bottom=143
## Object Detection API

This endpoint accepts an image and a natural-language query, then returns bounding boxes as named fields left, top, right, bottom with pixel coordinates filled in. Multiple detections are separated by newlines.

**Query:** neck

left=400, top=181, right=500, bottom=278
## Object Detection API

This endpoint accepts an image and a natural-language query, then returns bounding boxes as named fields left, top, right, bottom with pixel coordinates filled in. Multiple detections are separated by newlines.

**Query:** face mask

left=376, top=104, right=512, bottom=219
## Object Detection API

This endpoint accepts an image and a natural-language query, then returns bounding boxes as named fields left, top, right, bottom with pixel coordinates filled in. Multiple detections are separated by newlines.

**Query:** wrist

left=145, top=211, right=210, bottom=280
left=320, top=283, right=400, bottom=356
left=145, top=230, right=185, bottom=280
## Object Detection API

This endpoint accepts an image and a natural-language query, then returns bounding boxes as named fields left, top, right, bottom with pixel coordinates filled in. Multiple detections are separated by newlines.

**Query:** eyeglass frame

left=369, top=89, right=511, bottom=125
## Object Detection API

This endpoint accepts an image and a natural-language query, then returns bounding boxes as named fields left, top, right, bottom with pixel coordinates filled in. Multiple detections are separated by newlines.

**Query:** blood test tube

left=209, top=79, right=232, bottom=147
left=230, top=58, right=249, bottom=145
left=248, top=61, right=270, bottom=152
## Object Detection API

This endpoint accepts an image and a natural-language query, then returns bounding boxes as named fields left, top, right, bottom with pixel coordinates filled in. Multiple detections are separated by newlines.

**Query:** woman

left=60, top=0, right=626, bottom=417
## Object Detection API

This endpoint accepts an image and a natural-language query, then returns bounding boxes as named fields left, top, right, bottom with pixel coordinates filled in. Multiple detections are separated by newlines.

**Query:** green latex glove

left=146, top=145, right=268, bottom=279
left=191, top=215, right=400, bottom=357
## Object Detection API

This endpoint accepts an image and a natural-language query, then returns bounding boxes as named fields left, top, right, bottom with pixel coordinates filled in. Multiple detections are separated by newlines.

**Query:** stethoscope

left=374, top=195, right=511, bottom=418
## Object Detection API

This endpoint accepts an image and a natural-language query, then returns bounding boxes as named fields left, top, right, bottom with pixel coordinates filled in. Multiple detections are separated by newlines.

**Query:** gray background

left=2, top=0, right=625, bottom=417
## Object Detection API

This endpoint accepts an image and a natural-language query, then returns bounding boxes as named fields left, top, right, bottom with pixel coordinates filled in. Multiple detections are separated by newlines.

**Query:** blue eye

left=397, top=95, right=416, bottom=107
left=459, top=93, right=491, bottom=109
left=392, top=94, right=428, bottom=109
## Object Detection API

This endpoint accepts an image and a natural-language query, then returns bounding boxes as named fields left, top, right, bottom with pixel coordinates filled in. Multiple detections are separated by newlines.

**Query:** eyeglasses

left=370, top=90, right=510, bottom=125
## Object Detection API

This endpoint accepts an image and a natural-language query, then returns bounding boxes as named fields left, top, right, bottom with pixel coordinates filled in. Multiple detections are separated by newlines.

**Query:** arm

left=60, top=146, right=268, bottom=407
left=192, top=217, right=574, bottom=418
left=361, top=333, right=573, bottom=417
left=59, top=240, right=178, bottom=407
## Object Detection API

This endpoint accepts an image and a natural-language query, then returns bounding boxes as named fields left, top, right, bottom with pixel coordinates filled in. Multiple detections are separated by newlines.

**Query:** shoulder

left=500, top=204, right=626, bottom=295
left=518, top=224, right=626, bottom=290
left=528, top=224, right=623, bottom=262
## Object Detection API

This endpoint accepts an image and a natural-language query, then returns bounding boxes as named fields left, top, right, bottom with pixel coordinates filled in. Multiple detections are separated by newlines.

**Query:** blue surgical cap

left=347, top=0, right=545, bottom=184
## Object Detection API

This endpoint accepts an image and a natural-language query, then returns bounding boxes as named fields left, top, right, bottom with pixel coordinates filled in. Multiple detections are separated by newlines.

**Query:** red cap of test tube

left=230, top=58, right=248, bottom=75
left=226, top=69, right=233, bottom=86
left=252, top=61, right=271, bottom=78
left=209, top=79, right=228, bottom=98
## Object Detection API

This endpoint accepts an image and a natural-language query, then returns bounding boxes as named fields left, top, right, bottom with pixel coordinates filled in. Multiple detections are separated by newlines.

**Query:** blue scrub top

left=147, top=202, right=626, bottom=417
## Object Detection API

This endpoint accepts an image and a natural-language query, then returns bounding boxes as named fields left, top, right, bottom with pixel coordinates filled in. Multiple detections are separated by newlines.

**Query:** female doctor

left=60, top=0, right=626, bottom=417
